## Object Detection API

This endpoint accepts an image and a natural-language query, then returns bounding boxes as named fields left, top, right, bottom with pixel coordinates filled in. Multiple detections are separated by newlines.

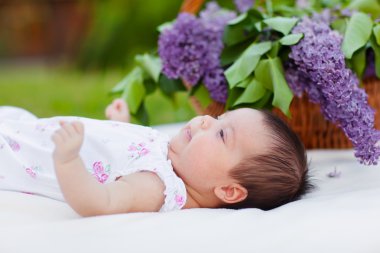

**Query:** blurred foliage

left=77, top=0, right=181, bottom=70
left=0, top=66, right=195, bottom=125
left=77, top=0, right=233, bottom=70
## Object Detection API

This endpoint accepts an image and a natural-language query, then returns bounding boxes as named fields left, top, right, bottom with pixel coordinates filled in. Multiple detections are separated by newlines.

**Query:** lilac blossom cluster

left=286, top=14, right=380, bottom=165
left=234, top=0, right=254, bottom=13
left=158, top=2, right=235, bottom=103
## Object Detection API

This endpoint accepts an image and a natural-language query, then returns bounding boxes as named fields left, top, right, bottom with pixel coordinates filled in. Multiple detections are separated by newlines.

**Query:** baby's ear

left=214, top=183, right=248, bottom=204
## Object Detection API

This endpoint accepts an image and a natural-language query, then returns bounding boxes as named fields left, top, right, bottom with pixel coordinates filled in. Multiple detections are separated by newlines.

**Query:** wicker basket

left=180, top=0, right=380, bottom=149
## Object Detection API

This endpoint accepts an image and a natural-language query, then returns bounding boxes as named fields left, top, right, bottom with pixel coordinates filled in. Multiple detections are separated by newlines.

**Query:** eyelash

left=216, top=116, right=225, bottom=142
left=219, top=129, right=225, bottom=142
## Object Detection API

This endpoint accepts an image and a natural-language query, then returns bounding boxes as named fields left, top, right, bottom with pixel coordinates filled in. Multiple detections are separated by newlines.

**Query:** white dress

left=0, top=106, right=187, bottom=212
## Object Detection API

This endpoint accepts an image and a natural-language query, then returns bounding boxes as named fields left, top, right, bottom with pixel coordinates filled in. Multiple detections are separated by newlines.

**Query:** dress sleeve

left=150, top=161, right=187, bottom=212
left=117, top=162, right=187, bottom=212
left=110, top=127, right=187, bottom=212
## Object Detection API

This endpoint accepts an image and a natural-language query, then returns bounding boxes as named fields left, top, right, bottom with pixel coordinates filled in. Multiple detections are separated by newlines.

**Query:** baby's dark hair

left=226, top=110, right=314, bottom=210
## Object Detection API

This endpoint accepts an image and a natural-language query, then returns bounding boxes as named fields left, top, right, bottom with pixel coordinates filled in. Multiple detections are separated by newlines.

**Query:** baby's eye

left=219, top=129, right=225, bottom=142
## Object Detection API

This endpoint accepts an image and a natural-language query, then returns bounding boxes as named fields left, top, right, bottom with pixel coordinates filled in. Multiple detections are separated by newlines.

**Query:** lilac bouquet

left=112, top=0, right=380, bottom=165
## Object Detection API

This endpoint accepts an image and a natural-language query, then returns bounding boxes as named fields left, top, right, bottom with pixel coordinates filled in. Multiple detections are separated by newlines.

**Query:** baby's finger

left=115, top=99, right=128, bottom=112
left=55, top=128, right=69, bottom=140
left=58, top=121, right=72, bottom=136
left=51, top=131, right=63, bottom=144
left=59, top=120, right=68, bottom=127
left=61, top=121, right=77, bottom=137
left=71, top=121, right=84, bottom=135
left=105, top=104, right=113, bottom=119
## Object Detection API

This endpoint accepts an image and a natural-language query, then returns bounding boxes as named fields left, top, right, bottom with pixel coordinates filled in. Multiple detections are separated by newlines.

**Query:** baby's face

left=168, top=108, right=269, bottom=195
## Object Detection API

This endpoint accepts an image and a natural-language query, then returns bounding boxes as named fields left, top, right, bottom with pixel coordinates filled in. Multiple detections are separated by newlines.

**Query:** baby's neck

left=181, top=184, right=222, bottom=209
left=182, top=192, right=201, bottom=209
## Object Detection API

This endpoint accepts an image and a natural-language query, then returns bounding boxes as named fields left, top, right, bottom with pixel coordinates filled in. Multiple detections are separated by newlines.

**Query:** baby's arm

left=52, top=121, right=165, bottom=216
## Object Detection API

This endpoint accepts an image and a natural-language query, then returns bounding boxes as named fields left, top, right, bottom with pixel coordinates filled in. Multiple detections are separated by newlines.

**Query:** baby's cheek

left=188, top=140, right=214, bottom=164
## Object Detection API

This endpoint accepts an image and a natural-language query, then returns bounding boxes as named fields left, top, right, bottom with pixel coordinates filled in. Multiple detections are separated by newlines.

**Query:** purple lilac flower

left=286, top=15, right=380, bottom=165
left=158, top=13, right=211, bottom=85
left=340, top=8, right=353, bottom=17
left=200, top=2, right=237, bottom=31
left=198, top=2, right=235, bottom=102
left=296, top=0, right=309, bottom=9
left=203, top=68, right=229, bottom=103
left=159, top=3, right=235, bottom=102
left=234, top=0, right=254, bottom=13
left=199, top=2, right=236, bottom=70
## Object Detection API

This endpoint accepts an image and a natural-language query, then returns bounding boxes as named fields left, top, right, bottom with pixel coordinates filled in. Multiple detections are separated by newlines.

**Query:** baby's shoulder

left=117, top=171, right=165, bottom=212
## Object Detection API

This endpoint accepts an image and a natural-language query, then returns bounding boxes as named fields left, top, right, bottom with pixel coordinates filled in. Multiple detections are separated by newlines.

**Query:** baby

left=0, top=99, right=313, bottom=216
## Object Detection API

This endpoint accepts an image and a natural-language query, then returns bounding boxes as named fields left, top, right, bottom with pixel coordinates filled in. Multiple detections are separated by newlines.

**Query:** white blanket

left=0, top=123, right=379, bottom=253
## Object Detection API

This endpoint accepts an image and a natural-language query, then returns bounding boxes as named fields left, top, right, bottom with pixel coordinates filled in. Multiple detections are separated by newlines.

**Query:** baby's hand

left=105, top=98, right=130, bottom=123
left=52, top=121, right=84, bottom=164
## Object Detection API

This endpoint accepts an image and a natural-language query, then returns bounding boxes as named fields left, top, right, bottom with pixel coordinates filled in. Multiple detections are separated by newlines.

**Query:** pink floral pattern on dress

left=4, top=136, right=20, bottom=152
left=25, top=166, right=40, bottom=179
left=90, top=161, right=111, bottom=184
left=175, top=194, right=185, bottom=207
left=127, top=142, right=150, bottom=159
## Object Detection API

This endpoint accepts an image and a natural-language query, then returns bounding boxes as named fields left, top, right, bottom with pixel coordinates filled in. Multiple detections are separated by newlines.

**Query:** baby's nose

left=200, top=115, right=215, bottom=129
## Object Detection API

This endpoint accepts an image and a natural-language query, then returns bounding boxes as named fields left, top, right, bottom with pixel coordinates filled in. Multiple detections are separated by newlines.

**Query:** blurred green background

left=1, top=0, right=236, bottom=124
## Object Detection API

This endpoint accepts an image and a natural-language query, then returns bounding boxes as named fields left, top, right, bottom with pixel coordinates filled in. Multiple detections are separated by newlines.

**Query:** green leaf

left=134, top=102, right=149, bottom=125
left=350, top=46, right=367, bottom=79
left=279, top=33, right=304, bottom=46
left=233, top=78, right=266, bottom=106
left=263, top=17, right=298, bottom=35
left=348, top=0, right=380, bottom=20
left=272, top=4, right=306, bottom=17
left=157, top=21, right=174, bottom=33
left=223, top=19, right=256, bottom=46
left=111, top=67, right=142, bottom=94
left=225, top=41, right=272, bottom=88
left=373, top=24, right=380, bottom=45
left=192, top=84, right=213, bottom=109
left=226, top=87, right=244, bottom=109
left=110, top=77, right=128, bottom=94
left=254, top=59, right=273, bottom=91
left=120, top=68, right=146, bottom=114
left=249, top=90, right=273, bottom=109
left=142, top=79, right=157, bottom=95
left=135, top=54, right=161, bottom=83
left=268, top=57, right=293, bottom=117
left=370, top=34, right=380, bottom=78
left=236, top=77, right=252, bottom=88
left=220, top=39, right=252, bottom=66
left=223, top=9, right=263, bottom=46
left=158, top=74, right=186, bottom=97
left=227, top=12, right=248, bottom=26
left=342, top=12, right=373, bottom=59
left=331, top=18, right=348, bottom=36
left=253, top=58, right=293, bottom=116
left=255, top=21, right=262, bottom=32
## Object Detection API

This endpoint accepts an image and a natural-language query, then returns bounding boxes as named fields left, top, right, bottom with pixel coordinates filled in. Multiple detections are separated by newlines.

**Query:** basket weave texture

left=180, top=0, right=380, bottom=149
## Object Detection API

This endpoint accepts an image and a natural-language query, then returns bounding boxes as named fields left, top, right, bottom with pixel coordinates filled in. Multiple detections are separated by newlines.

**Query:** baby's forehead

left=227, top=108, right=270, bottom=154
left=226, top=108, right=263, bottom=126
